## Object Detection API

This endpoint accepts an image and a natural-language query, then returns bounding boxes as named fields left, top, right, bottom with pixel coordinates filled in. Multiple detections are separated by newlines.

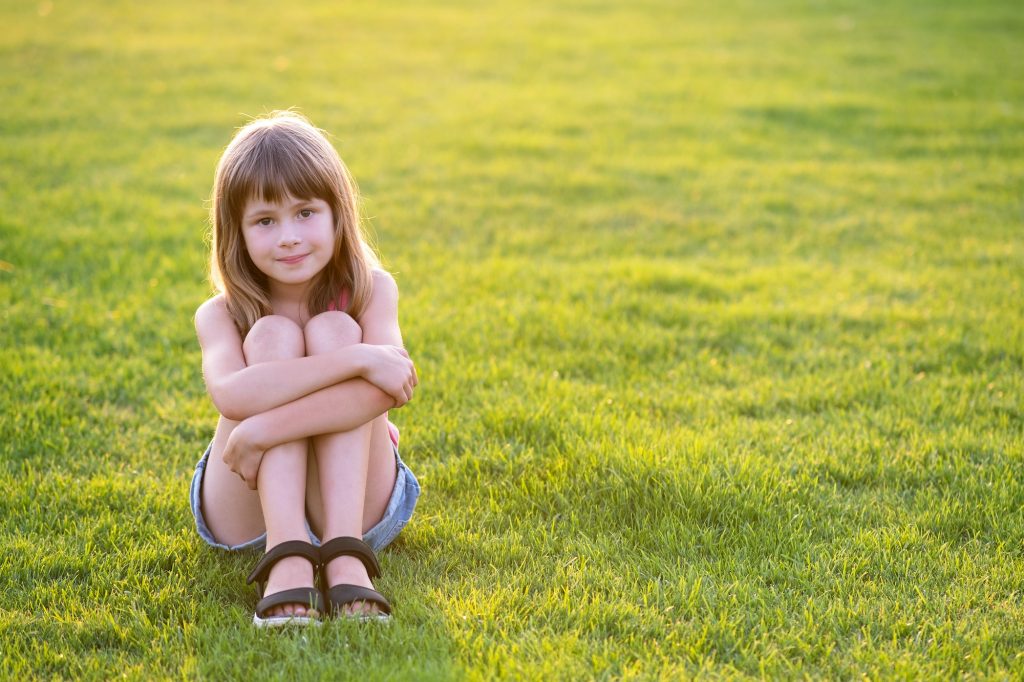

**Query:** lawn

left=1, top=0, right=1022, bottom=678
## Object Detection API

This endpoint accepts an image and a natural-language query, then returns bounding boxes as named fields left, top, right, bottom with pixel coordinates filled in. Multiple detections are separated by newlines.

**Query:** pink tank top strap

left=326, top=288, right=351, bottom=312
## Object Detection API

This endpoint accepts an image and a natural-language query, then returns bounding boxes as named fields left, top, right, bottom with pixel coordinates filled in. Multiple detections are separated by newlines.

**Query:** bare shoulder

left=194, top=294, right=227, bottom=330
left=363, top=269, right=399, bottom=313
left=370, top=268, right=399, bottom=300
left=194, top=295, right=241, bottom=347
left=361, top=269, right=403, bottom=345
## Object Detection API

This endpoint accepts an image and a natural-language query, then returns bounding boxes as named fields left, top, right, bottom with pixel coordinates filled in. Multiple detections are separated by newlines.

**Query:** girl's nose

left=278, top=229, right=301, bottom=247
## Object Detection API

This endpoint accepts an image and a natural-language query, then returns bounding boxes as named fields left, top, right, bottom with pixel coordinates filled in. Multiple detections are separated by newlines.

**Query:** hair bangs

left=226, top=123, right=338, bottom=222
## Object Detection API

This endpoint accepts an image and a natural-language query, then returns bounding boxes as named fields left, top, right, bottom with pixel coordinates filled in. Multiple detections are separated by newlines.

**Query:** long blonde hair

left=209, top=111, right=378, bottom=336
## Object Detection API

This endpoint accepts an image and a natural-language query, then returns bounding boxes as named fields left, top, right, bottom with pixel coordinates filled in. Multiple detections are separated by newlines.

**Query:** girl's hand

left=360, top=344, right=418, bottom=407
left=222, top=420, right=266, bottom=490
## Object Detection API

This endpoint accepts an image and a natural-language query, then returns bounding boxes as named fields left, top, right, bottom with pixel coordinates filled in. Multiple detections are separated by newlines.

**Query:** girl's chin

left=263, top=272, right=317, bottom=288
left=271, top=275, right=315, bottom=285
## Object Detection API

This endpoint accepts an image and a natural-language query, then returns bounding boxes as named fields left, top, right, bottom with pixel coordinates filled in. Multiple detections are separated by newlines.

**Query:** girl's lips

left=277, top=254, right=308, bottom=264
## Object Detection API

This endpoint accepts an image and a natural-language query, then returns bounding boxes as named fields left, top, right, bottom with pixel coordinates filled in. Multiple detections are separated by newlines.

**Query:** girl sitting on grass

left=189, top=111, right=420, bottom=627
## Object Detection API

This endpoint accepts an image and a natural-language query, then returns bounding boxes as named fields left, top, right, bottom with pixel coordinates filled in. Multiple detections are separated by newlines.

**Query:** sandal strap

left=255, top=587, right=323, bottom=618
left=246, top=540, right=320, bottom=586
left=326, top=584, right=392, bottom=616
left=318, top=537, right=382, bottom=579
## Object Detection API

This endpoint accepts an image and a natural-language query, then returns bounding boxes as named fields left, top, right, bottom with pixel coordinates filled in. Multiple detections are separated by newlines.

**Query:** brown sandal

left=319, top=537, right=392, bottom=621
left=246, top=540, right=323, bottom=627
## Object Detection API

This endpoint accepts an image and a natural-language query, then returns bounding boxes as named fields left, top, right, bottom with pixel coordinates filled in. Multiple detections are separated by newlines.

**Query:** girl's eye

left=258, top=217, right=273, bottom=226
left=299, top=209, right=313, bottom=218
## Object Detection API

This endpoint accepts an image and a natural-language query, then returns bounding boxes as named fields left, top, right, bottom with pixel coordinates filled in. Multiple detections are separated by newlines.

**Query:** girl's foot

left=262, top=554, right=316, bottom=618
left=324, top=555, right=384, bottom=617
left=246, top=540, right=323, bottom=626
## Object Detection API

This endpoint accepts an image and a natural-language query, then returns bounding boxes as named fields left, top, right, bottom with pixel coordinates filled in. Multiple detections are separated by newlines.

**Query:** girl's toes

left=346, top=600, right=378, bottom=617
left=263, top=603, right=311, bottom=619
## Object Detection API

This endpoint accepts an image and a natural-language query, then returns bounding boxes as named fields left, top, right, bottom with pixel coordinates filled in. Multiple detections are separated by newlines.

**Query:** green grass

left=2, top=0, right=1023, bottom=678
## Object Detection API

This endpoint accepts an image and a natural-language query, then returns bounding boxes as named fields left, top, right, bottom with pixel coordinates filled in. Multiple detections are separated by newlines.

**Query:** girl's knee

left=243, top=315, right=305, bottom=362
left=304, top=311, right=362, bottom=352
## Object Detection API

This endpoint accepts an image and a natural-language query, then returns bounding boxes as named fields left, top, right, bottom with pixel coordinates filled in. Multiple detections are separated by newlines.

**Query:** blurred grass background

left=1, top=0, right=1022, bottom=678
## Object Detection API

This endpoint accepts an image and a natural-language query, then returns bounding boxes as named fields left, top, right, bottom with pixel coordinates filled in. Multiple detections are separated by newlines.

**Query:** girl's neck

left=268, top=281, right=312, bottom=327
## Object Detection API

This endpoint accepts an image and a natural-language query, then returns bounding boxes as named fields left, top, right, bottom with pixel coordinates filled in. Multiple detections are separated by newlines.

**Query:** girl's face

left=241, top=195, right=335, bottom=291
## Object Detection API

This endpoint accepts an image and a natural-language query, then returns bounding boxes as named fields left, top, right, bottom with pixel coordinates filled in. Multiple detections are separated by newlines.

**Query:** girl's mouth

left=277, top=254, right=308, bottom=264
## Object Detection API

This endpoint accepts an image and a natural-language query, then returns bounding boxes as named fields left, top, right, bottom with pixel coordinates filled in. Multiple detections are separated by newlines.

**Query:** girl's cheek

left=241, top=228, right=263, bottom=251
left=242, top=234, right=261, bottom=259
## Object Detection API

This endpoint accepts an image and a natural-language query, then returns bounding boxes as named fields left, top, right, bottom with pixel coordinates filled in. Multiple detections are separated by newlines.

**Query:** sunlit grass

left=1, top=0, right=1022, bottom=678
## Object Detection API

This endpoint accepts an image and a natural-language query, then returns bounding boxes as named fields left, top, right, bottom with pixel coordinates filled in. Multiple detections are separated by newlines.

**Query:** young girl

left=189, top=111, right=420, bottom=627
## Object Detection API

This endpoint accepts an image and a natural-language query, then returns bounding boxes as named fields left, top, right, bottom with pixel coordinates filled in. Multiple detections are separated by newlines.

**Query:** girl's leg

left=303, top=311, right=398, bottom=616
left=199, top=413, right=265, bottom=544
left=306, top=416, right=396, bottom=538
left=201, top=315, right=313, bottom=618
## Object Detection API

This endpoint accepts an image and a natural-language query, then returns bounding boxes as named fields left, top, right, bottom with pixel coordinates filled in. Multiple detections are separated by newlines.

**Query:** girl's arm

left=223, top=270, right=417, bottom=487
left=195, top=295, right=397, bottom=421
left=228, top=380, right=394, bottom=486
left=240, top=270, right=410, bottom=447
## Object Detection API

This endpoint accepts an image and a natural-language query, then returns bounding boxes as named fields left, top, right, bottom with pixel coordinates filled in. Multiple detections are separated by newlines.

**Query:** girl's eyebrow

left=243, top=198, right=317, bottom=219
left=243, top=209, right=273, bottom=221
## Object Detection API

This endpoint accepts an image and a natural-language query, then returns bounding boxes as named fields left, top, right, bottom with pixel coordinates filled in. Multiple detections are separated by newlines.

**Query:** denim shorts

left=189, top=441, right=420, bottom=554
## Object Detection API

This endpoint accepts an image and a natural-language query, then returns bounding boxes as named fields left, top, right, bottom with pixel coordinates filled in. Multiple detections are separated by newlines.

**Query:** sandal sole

left=253, top=614, right=322, bottom=628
